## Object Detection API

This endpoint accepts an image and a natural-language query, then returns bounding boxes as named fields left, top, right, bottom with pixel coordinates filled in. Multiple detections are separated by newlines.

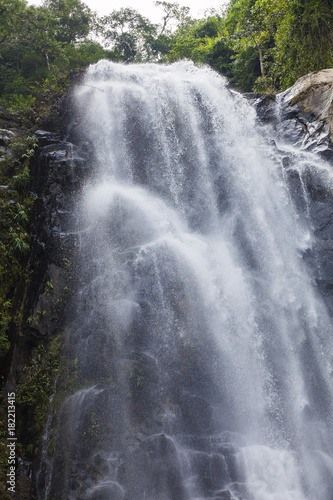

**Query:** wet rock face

left=0, top=96, right=91, bottom=498
left=0, top=128, right=17, bottom=147
left=299, top=166, right=333, bottom=311
left=117, top=433, right=189, bottom=500
left=283, top=69, right=333, bottom=141
left=254, top=72, right=333, bottom=312
left=255, top=69, right=333, bottom=161
left=0, top=107, right=22, bottom=130
left=0, top=108, right=24, bottom=160
left=25, top=131, right=87, bottom=337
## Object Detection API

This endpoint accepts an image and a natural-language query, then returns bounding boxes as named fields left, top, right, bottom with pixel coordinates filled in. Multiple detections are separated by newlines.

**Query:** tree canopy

left=0, top=0, right=332, bottom=109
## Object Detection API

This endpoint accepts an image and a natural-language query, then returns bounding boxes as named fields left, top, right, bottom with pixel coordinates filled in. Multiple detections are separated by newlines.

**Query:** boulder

left=280, top=69, right=333, bottom=159
left=253, top=69, right=333, bottom=160
left=283, top=69, right=333, bottom=137
left=0, top=128, right=17, bottom=146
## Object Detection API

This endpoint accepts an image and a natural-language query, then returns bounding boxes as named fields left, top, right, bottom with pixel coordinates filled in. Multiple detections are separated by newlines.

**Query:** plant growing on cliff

left=0, top=135, right=37, bottom=362
left=16, top=336, right=62, bottom=457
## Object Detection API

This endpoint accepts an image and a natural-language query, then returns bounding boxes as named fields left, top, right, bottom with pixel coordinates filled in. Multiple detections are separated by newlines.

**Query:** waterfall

left=37, top=61, right=333, bottom=500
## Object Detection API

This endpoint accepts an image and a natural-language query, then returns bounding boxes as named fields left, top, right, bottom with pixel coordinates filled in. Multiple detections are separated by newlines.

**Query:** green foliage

left=253, top=75, right=276, bottom=94
left=164, top=17, right=221, bottom=63
left=17, top=336, right=62, bottom=455
left=218, top=0, right=333, bottom=91
left=1, top=94, right=36, bottom=114
left=0, top=0, right=110, bottom=105
left=7, top=136, right=38, bottom=162
left=0, top=135, right=37, bottom=362
left=0, top=0, right=332, bottom=99
left=161, top=0, right=333, bottom=92
left=99, top=7, right=159, bottom=62
left=0, top=299, right=11, bottom=358
left=59, top=40, right=113, bottom=70
left=155, top=1, right=193, bottom=34
left=204, top=36, right=234, bottom=78
left=232, top=42, right=262, bottom=91
left=272, top=0, right=333, bottom=89
left=44, top=0, right=92, bottom=44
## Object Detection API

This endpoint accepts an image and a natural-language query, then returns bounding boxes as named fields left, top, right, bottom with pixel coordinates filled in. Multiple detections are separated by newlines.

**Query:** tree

left=224, top=0, right=271, bottom=87
left=0, top=1, right=63, bottom=101
left=273, top=0, right=333, bottom=88
left=154, top=1, right=192, bottom=34
left=163, top=16, right=222, bottom=63
left=100, top=8, right=158, bottom=62
left=43, top=0, right=92, bottom=44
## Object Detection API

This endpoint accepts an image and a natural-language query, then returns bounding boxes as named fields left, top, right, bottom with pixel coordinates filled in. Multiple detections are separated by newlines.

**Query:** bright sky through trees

left=28, top=0, right=229, bottom=22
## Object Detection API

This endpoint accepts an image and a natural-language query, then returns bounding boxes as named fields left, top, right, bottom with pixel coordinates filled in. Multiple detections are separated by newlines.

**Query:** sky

left=28, top=0, right=229, bottom=23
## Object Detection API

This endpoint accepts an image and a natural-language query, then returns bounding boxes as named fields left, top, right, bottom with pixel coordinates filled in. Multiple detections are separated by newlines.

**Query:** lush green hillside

left=1, top=0, right=333, bottom=110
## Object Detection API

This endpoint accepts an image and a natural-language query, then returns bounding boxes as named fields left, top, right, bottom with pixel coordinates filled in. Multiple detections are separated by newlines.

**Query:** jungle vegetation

left=0, top=0, right=332, bottom=109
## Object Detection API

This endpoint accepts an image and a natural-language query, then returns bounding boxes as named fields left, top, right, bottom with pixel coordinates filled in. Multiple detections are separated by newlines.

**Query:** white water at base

left=42, top=61, right=333, bottom=500
left=242, top=446, right=304, bottom=500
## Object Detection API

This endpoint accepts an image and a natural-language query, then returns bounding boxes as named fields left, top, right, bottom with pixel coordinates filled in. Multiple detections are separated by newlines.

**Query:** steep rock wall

left=255, top=70, right=333, bottom=312
left=256, top=69, right=333, bottom=160
left=0, top=91, right=89, bottom=498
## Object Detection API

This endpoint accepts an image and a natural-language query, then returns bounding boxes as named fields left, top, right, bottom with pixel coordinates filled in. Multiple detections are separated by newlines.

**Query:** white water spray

left=39, top=61, right=333, bottom=500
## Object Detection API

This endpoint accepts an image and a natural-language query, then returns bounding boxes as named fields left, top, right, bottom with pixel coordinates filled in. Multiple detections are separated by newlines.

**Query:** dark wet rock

left=190, top=450, right=230, bottom=493
left=254, top=70, right=333, bottom=161
left=23, top=138, right=84, bottom=322
left=84, top=481, right=124, bottom=500
left=118, top=433, right=189, bottom=500
left=253, top=71, right=333, bottom=312
left=33, top=129, right=61, bottom=148
left=271, top=70, right=333, bottom=160
left=28, top=263, right=67, bottom=336
left=254, top=94, right=276, bottom=124
left=296, top=166, right=333, bottom=303
left=212, top=491, right=233, bottom=500
left=0, top=128, right=17, bottom=146
left=0, top=106, right=22, bottom=129
left=179, top=393, right=213, bottom=435
left=16, top=458, right=33, bottom=499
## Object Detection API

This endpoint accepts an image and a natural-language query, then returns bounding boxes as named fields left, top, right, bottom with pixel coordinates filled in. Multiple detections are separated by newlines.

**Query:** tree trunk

left=45, top=53, right=50, bottom=71
left=256, top=40, right=265, bottom=77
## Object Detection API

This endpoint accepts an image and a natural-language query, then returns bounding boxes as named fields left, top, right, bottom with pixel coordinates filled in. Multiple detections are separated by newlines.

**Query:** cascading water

left=37, top=61, right=333, bottom=500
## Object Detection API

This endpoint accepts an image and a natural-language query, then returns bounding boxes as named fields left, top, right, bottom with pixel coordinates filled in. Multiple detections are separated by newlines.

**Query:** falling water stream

left=38, top=61, right=333, bottom=500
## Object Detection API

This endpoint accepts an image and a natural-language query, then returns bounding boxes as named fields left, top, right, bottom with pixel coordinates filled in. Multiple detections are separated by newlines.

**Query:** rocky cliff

left=0, top=90, right=89, bottom=498
left=255, top=69, right=333, bottom=312
left=256, top=68, right=333, bottom=160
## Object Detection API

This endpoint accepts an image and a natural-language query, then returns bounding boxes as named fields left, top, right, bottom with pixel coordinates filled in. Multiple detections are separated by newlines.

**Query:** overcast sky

left=28, top=0, right=229, bottom=23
